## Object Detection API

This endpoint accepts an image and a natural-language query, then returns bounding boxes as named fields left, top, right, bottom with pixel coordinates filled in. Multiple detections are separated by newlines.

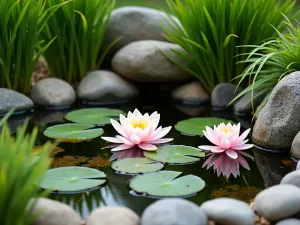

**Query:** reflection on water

left=15, top=101, right=294, bottom=217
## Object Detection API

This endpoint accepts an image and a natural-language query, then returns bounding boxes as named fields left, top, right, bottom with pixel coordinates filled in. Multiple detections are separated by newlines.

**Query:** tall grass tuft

left=0, top=0, right=66, bottom=94
left=163, top=0, right=296, bottom=92
left=0, top=110, right=55, bottom=225
left=42, top=0, right=116, bottom=83
left=234, top=17, right=300, bottom=115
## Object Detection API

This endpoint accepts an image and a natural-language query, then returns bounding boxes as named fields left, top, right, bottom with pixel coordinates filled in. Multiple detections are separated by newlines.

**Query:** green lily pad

left=43, top=123, right=104, bottom=141
left=144, top=145, right=204, bottom=164
left=39, top=166, right=107, bottom=192
left=129, top=171, right=205, bottom=197
left=111, top=158, right=164, bottom=174
left=175, top=117, right=232, bottom=136
left=65, top=108, right=124, bottom=125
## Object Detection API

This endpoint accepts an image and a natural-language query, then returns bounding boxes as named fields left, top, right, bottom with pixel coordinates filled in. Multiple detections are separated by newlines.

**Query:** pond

left=7, top=93, right=294, bottom=219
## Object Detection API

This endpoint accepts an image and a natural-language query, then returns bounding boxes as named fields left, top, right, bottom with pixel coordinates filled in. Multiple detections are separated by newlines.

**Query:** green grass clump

left=0, top=110, right=55, bottom=225
left=0, top=0, right=65, bottom=94
left=163, top=0, right=296, bottom=93
left=42, top=0, right=116, bottom=83
left=235, top=17, right=300, bottom=114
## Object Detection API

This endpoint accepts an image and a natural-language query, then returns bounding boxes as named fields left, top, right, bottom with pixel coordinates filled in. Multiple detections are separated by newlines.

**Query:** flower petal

left=116, top=135, right=133, bottom=145
left=221, top=137, right=231, bottom=149
left=238, top=128, right=251, bottom=142
left=111, top=119, right=127, bottom=137
left=130, top=134, right=142, bottom=144
left=148, top=138, right=173, bottom=144
left=138, top=143, right=157, bottom=151
left=198, top=145, right=223, bottom=151
left=101, top=136, right=123, bottom=143
left=233, top=144, right=254, bottom=150
left=226, top=149, right=238, bottom=159
left=111, top=144, right=134, bottom=152
left=151, top=126, right=172, bottom=140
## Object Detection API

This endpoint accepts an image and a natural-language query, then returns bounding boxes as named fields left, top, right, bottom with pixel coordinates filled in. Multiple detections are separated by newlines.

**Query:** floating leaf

left=175, top=117, right=232, bottom=136
left=39, top=166, right=107, bottom=193
left=43, top=124, right=103, bottom=141
left=65, top=108, right=124, bottom=125
left=144, top=145, right=204, bottom=164
left=111, top=158, right=164, bottom=174
left=129, top=171, right=205, bottom=197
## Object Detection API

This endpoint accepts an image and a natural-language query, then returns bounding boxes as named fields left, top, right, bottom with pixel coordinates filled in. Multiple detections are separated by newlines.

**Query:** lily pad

left=129, top=171, right=205, bottom=197
left=65, top=108, right=124, bottom=125
left=175, top=117, right=232, bottom=136
left=43, top=124, right=103, bottom=141
left=144, top=145, right=204, bottom=164
left=39, top=166, right=107, bottom=193
left=111, top=158, right=164, bottom=174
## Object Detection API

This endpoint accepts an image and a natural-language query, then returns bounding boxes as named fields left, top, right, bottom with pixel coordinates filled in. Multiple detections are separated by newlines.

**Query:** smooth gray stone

left=141, top=198, right=207, bottom=225
left=0, top=88, right=33, bottom=114
left=276, top=218, right=300, bottom=225
left=281, top=170, right=300, bottom=188
left=297, top=161, right=300, bottom=170
left=254, top=184, right=300, bottom=221
left=200, top=198, right=255, bottom=225
left=291, top=132, right=300, bottom=160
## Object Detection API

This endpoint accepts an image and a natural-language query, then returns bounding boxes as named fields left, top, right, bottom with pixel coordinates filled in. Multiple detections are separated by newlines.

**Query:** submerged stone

left=211, top=83, right=242, bottom=110
left=281, top=170, right=300, bottom=188
left=276, top=218, right=300, bottom=225
left=112, top=40, right=191, bottom=82
left=141, top=198, right=207, bottom=225
left=254, top=184, right=300, bottom=221
left=31, top=78, right=76, bottom=108
left=200, top=198, right=255, bottom=225
left=77, top=70, right=139, bottom=103
left=86, top=206, right=139, bottom=225
left=0, top=88, right=33, bottom=114
left=252, top=72, right=300, bottom=151
left=171, top=82, right=209, bottom=105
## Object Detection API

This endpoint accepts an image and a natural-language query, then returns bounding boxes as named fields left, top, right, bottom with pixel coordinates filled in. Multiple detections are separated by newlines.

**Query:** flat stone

left=291, top=132, right=300, bottom=160
left=281, top=170, right=300, bottom=188
left=0, top=88, right=34, bottom=114
left=233, top=89, right=266, bottom=115
left=254, top=184, right=300, bottom=221
left=32, top=198, right=83, bottom=225
left=276, top=218, right=300, bottom=225
left=31, top=78, right=76, bottom=107
left=200, top=198, right=255, bottom=225
left=112, top=40, right=191, bottom=82
left=103, top=6, right=179, bottom=58
left=252, top=72, right=300, bottom=151
left=77, top=70, right=139, bottom=103
left=211, top=83, right=242, bottom=110
left=141, top=198, right=207, bottom=225
left=171, top=82, right=209, bottom=105
left=86, top=206, right=139, bottom=225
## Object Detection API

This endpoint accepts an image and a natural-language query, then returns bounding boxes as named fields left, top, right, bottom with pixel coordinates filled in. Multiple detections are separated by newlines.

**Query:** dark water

left=7, top=99, right=295, bottom=218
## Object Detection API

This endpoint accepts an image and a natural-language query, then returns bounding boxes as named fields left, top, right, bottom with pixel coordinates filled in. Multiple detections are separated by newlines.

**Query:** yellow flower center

left=131, top=122, right=147, bottom=130
left=223, top=128, right=229, bottom=134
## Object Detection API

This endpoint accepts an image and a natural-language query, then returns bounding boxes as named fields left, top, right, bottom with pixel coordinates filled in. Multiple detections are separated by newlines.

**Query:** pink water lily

left=198, top=122, right=254, bottom=159
left=102, top=109, right=173, bottom=152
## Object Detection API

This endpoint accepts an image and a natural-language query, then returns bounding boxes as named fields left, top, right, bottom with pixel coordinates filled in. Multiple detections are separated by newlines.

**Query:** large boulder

left=252, top=72, right=300, bottom=151
left=112, top=40, right=191, bottom=82
left=0, top=88, right=34, bottom=114
left=77, top=70, right=139, bottom=103
left=103, top=6, right=179, bottom=58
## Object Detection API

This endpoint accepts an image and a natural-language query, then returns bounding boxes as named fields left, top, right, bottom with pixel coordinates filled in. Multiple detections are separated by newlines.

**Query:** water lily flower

left=102, top=109, right=173, bottom=152
left=198, top=122, right=254, bottom=159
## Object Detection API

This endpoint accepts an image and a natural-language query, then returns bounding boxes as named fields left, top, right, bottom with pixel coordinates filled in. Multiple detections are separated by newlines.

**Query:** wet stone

left=141, top=198, right=207, bottom=225
left=254, top=184, right=300, bottom=222
left=200, top=198, right=255, bottom=225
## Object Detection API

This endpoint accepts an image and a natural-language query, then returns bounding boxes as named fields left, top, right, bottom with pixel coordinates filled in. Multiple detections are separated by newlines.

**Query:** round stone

left=297, top=161, right=300, bottom=170
left=200, top=198, right=255, bottom=225
left=254, top=184, right=300, bottom=221
left=281, top=170, right=300, bottom=188
left=276, top=218, right=300, bottom=225
left=291, top=132, right=300, bottom=160
left=86, top=206, right=139, bottom=225
left=141, top=198, right=207, bottom=225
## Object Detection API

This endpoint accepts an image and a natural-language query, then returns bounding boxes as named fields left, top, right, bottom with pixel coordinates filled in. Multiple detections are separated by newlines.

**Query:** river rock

left=252, top=72, right=300, bottom=150
left=281, top=170, right=300, bottom=188
left=297, top=161, right=300, bottom=170
left=276, top=218, right=300, bottom=225
left=254, top=184, right=300, bottom=221
left=211, top=83, right=242, bottom=110
left=0, top=88, right=34, bottom=114
left=112, top=40, right=191, bottom=82
left=32, top=198, right=83, bottom=225
left=103, top=6, right=179, bottom=57
left=86, top=206, right=139, bottom=225
left=31, top=78, right=76, bottom=108
left=77, top=70, right=139, bottom=103
left=200, top=198, right=255, bottom=225
left=233, top=89, right=265, bottom=115
left=141, top=198, right=207, bottom=225
left=171, top=82, right=209, bottom=105
left=291, top=131, right=300, bottom=160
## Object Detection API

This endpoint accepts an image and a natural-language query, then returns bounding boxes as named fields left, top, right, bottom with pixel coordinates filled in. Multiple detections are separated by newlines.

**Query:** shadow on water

left=7, top=93, right=295, bottom=218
